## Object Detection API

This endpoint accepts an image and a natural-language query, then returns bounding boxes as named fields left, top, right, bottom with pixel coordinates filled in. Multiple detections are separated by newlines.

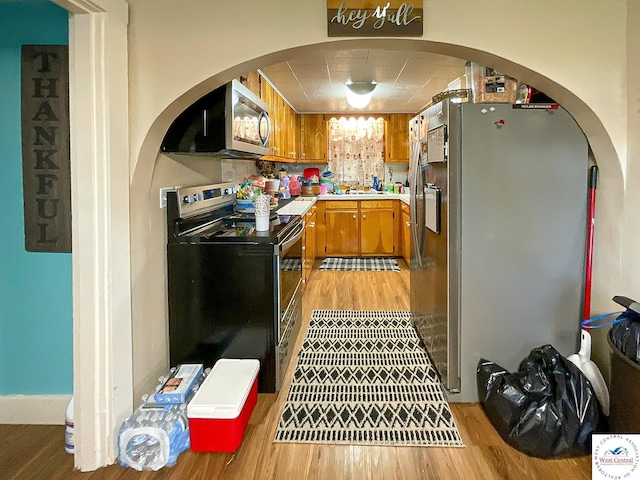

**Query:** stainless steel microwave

left=161, top=79, right=270, bottom=159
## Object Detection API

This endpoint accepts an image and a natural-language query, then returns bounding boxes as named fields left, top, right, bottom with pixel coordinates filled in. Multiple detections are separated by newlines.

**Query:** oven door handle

left=278, top=221, right=304, bottom=254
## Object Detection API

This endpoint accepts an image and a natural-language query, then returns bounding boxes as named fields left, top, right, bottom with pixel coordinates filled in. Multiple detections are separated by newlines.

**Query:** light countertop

left=276, top=193, right=410, bottom=216
left=275, top=197, right=317, bottom=216
left=318, top=192, right=410, bottom=204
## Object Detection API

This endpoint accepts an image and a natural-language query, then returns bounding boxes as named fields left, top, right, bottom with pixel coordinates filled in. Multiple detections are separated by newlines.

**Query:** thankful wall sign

left=21, top=45, right=71, bottom=253
left=327, top=1, right=423, bottom=37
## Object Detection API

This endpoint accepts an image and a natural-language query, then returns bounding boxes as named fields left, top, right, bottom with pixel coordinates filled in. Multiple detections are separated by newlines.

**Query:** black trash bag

left=477, top=344, right=601, bottom=458
left=609, top=309, right=640, bottom=365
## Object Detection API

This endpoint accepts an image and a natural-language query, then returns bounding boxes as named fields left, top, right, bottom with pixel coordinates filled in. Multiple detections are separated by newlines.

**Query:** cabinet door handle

left=352, top=214, right=356, bottom=219
left=406, top=221, right=411, bottom=227
left=363, top=214, right=367, bottom=219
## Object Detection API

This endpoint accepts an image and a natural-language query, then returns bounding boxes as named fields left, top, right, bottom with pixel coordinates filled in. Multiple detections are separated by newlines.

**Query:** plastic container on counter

left=465, top=62, right=517, bottom=104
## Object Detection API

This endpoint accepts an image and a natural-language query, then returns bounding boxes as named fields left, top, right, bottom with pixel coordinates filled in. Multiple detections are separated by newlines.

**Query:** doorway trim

left=52, top=0, right=131, bottom=471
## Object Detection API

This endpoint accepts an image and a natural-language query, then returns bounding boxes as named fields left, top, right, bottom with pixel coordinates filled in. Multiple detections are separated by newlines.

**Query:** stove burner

left=167, top=187, right=301, bottom=246
left=189, top=212, right=300, bottom=242
left=225, top=211, right=278, bottom=223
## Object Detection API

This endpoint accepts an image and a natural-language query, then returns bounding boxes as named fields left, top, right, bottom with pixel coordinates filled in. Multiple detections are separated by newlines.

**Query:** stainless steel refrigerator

left=410, top=99, right=588, bottom=402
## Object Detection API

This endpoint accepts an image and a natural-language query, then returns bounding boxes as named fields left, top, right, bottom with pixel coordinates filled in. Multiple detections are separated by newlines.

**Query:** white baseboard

left=0, top=394, right=72, bottom=425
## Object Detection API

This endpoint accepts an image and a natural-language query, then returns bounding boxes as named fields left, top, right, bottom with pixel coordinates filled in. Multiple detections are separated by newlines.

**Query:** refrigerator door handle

left=411, top=147, right=425, bottom=268
left=425, top=184, right=441, bottom=234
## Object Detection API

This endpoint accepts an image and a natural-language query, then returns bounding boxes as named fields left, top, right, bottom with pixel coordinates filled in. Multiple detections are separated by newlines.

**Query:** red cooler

left=186, top=359, right=260, bottom=452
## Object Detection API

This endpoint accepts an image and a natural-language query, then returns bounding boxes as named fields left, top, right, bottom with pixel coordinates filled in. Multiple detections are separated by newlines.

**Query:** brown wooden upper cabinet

left=299, top=114, right=327, bottom=163
left=247, top=72, right=410, bottom=164
left=259, top=78, right=276, bottom=153
left=386, top=114, right=411, bottom=163
left=238, top=71, right=261, bottom=97
left=258, top=75, right=299, bottom=162
left=288, top=103, right=300, bottom=161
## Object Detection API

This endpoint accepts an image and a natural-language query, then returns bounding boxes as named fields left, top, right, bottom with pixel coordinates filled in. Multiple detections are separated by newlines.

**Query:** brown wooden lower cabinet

left=325, top=207, right=360, bottom=256
left=302, top=206, right=317, bottom=283
left=360, top=202, right=395, bottom=256
left=401, top=202, right=411, bottom=266
left=316, top=199, right=401, bottom=257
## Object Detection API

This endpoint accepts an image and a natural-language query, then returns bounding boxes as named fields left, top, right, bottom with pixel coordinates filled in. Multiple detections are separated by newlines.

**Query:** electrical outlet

left=159, top=187, right=179, bottom=208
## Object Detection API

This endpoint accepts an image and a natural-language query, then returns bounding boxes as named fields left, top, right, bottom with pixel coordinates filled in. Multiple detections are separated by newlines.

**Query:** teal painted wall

left=0, top=1, right=72, bottom=394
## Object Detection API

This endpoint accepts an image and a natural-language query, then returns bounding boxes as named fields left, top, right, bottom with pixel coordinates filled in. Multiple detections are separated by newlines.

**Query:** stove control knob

left=183, top=194, right=199, bottom=204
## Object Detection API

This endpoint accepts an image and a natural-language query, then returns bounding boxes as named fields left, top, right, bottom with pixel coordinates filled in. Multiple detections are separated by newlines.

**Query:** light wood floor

left=1, top=263, right=592, bottom=479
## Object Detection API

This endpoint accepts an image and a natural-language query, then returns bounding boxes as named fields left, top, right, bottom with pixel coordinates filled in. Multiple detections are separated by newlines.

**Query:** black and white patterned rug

left=281, top=258, right=302, bottom=271
left=274, top=310, right=464, bottom=447
left=319, top=257, right=401, bottom=272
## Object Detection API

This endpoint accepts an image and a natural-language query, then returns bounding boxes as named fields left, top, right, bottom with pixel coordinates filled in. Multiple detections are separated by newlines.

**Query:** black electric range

left=166, top=182, right=304, bottom=393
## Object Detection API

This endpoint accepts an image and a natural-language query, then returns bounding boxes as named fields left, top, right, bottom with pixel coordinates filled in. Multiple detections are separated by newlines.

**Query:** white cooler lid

left=187, top=359, right=260, bottom=419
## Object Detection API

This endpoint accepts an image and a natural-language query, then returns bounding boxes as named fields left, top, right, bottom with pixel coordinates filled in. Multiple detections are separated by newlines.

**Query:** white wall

left=619, top=1, right=640, bottom=367
left=627, top=0, right=640, bottom=264
left=126, top=0, right=635, bottom=396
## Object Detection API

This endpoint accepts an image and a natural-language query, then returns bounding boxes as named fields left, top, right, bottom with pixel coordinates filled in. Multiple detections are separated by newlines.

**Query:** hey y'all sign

left=327, top=1, right=423, bottom=37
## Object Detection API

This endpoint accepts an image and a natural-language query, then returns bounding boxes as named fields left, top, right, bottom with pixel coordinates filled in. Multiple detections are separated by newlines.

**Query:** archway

left=135, top=39, right=622, bottom=184
left=129, top=39, right=623, bottom=408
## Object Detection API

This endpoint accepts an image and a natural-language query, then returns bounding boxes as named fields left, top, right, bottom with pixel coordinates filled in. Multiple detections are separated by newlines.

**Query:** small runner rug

left=274, top=310, right=464, bottom=447
left=319, top=257, right=401, bottom=272
left=281, top=258, right=302, bottom=271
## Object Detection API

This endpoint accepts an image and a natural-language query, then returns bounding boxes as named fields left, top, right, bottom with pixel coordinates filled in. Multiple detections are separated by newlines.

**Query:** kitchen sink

left=346, top=190, right=383, bottom=194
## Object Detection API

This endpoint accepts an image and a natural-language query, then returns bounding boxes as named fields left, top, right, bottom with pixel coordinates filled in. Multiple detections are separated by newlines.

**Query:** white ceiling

left=259, top=48, right=467, bottom=115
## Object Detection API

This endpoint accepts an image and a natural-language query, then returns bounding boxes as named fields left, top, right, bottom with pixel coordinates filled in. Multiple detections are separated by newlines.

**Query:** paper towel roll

left=254, top=194, right=271, bottom=216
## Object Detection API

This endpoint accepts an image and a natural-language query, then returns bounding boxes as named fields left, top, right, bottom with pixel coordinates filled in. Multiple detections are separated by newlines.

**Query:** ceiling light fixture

left=345, top=79, right=377, bottom=109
